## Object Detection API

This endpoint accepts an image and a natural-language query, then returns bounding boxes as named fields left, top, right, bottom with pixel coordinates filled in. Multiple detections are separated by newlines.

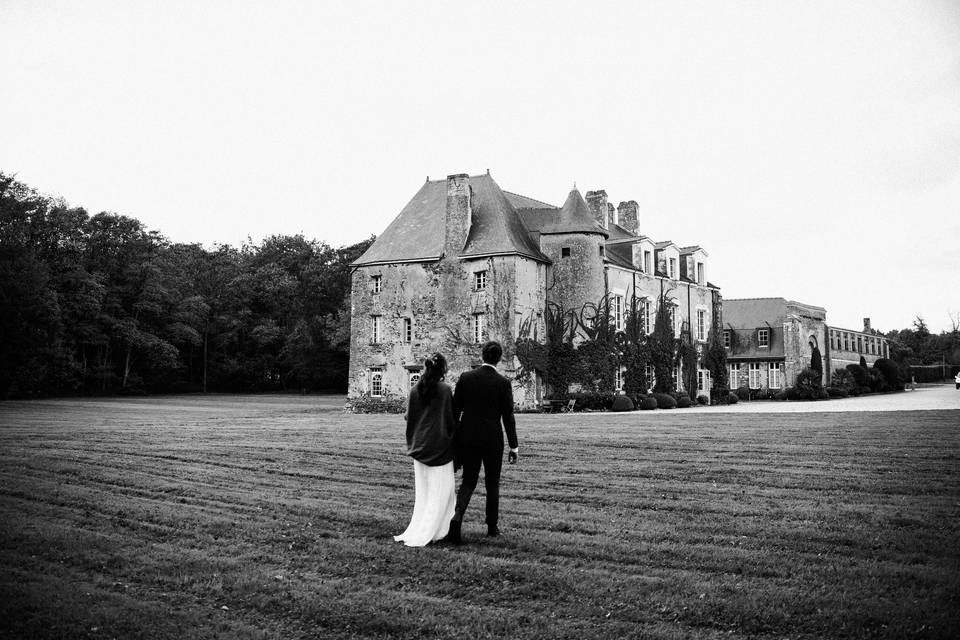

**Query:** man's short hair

left=481, top=341, right=502, bottom=365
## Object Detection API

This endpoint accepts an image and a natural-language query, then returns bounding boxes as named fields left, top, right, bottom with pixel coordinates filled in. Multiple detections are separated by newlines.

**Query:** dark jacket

left=404, top=382, right=456, bottom=466
left=453, top=365, right=518, bottom=450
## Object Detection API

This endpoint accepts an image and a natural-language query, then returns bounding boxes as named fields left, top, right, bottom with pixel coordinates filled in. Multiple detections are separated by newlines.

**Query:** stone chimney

left=585, top=190, right=608, bottom=229
left=445, top=173, right=471, bottom=256
left=863, top=317, right=871, bottom=333
left=617, top=200, right=639, bottom=234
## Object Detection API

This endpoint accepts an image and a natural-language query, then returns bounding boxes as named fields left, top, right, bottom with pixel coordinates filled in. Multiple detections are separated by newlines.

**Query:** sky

left=2, top=0, right=959, bottom=333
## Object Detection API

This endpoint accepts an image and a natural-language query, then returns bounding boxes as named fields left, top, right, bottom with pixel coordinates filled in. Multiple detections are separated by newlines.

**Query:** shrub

left=611, top=395, right=635, bottom=412
left=784, top=386, right=799, bottom=401
left=639, top=396, right=658, bottom=410
left=735, top=386, right=751, bottom=401
left=773, top=390, right=787, bottom=400
left=710, top=386, right=730, bottom=405
left=727, top=392, right=739, bottom=404
left=795, top=368, right=823, bottom=399
left=831, top=368, right=854, bottom=389
left=846, top=363, right=867, bottom=388
left=697, top=394, right=709, bottom=405
left=347, top=394, right=406, bottom=414
left=827, top=386, right=849, bottom=398
left=676, top=396, right=692, bottom=408
left=873, top=358, right=902, bottom=391
left=569, top=392, right=616, bottom=411
left=653, top=393, right=676, bottom=409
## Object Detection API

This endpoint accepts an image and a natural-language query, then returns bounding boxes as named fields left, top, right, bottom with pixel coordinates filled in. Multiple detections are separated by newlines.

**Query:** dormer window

left=723, top=329, right=731, bottom=348
left=668, top=258, right=676, bottom=279
left=696, top=262, right=705, bottom=285
left=372, top=274, right=382, bottom=294
left=474, top=270, right=487, bottom=291
left=758, top=328, right=770, bottom=348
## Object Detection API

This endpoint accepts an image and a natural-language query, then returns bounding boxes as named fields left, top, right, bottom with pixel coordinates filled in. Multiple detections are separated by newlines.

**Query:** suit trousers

left=454, top=445, right=503, bottom=526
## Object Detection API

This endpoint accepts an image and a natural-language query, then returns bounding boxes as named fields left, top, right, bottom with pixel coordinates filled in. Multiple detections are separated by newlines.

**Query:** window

left=758, top=328, right=770, bottom=348
left=769, top=362, right=782, bottom=389
left=672, top=365, right=680, bottom=391
left=642, top=299, right=652, bottom=334
left=696, top=309, right=706, bottom=342
left=748, top=362, right=763, bottom=389
left=697, top=369, right=710, bottom=393
left=857, top=336, right=862, bottom=353
left=615, top=367, right=624, bottom=392
left=645, top=364, right=655, bottom=391
left=672, top=305, right=681, bottom=338
left=370, top=368, right=384, bottom=397
left=723, top=330, right=731, bottom=348
left=696, top=262, right=705, bottom=285
left=668, top=258, right=676, bottom=278
left=843, top=333, right=849, bottom=351
left=474, top=270, right=487, bottom=291
left=371, top=316, right=382, bottom=343
left=402, top=318, right=412, bottom=343
left=473, top=314, right=484, bottom=344
left=599, top=246, right=605, bottom=257
left=372, top=274, right=382, bottom=294
left=730, top=363, right=740, bottom=387
left=561, top=247, right=571, bottom=258
left=644, top=250, right=652, bottom=274
left=612, top=295, right=624, bottom=331
left=409, top=372, right=420, bottom=388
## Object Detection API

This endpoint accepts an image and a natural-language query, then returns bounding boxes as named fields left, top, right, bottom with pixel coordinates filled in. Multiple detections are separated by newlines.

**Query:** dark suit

left=452, top=364, right=518, bottom=528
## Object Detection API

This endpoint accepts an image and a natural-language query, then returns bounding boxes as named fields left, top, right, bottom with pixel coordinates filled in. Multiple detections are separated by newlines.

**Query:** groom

left=447, top=341, right=519, bottom=543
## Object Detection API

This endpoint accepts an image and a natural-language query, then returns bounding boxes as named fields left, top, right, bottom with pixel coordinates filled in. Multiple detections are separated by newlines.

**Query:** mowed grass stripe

left=2, top=398, right=959, bottom=639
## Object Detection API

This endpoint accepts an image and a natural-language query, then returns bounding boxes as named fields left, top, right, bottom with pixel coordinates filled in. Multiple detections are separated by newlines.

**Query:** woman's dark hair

left=416, top=353, right=448, bottom=403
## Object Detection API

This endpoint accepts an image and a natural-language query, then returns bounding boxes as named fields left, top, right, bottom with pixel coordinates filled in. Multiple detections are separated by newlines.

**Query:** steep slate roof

left=539, top=189, right=609, bottom=237
left=605, top=222, right=635, bottom=241
left=504, top=190, right=557, bottom=210
left=722, top=298, right=789, bottom=328
left=352, top=179, right=446, bottom=266
left=352, top=173, right=549, bottom=267
left=604, top=244, right=635, bottom=270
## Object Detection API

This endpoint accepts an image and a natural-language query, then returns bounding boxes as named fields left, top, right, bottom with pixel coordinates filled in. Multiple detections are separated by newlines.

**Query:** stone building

left=826, top=318, right=890, bottom=374
left=348, top=171, right=720, bottom=408
left=723, top=298, right=889, bottom=391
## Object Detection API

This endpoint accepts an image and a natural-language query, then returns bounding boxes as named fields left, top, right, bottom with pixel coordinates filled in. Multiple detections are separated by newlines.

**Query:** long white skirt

left=394, top=460, right=456, bottom=547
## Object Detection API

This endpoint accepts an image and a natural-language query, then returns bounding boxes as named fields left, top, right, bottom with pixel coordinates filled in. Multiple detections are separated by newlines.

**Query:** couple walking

left=394, top=341, right=519, bottom=547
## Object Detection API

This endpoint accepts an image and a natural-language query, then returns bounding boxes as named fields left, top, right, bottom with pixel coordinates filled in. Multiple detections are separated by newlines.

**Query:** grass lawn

left=1, top=395, right=958, bottom=639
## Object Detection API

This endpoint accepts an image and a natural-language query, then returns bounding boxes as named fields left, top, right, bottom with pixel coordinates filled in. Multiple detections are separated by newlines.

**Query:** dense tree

left=0, top=172, right=372, bottom=398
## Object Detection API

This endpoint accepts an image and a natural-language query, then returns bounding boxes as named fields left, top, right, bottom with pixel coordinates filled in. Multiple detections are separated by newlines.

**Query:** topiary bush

left=653, top=393, right=677, bottom=409
left=347, top=394, right=407, bottom=414
left=569, top=392, right=616, bottom=411
left=676, top=396, right=692, bottom=408
left=795, top=368, right=824, bottom=399
left=611, top=395, right=635, bottom=412
left=639, top=396, right=658, bottom=410
left=727, top=392, right=739, bottom=404
left=735, top=386, right=751, bottom=401
left=697, top=394, right=709, bottom=405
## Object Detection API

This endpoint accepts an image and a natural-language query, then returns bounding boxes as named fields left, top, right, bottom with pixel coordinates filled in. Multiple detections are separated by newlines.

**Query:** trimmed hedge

left=653, top=393, right=677, bottom=409
left=348, top=394, right=406, bottom=414
left=827, top=386, right=849, bottom=398
left=727, top=392, right=739, bottom=404
left=676, top=396, right=692, bottom=408
left=611, top=395, right=635, bottom=412
left=697, top=394, right=709, bottom=405
left=639, top=396, right=658, bottom=410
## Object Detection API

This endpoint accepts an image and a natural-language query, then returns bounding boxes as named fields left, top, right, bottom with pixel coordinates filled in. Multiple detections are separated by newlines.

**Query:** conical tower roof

left=539, top=189, right=608, bottom=237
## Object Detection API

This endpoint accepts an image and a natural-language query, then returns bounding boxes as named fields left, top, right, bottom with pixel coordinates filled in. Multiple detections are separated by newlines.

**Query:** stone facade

left=348, top=171, right=720, bottom=409
left=723, top=299, right=889, bottom=391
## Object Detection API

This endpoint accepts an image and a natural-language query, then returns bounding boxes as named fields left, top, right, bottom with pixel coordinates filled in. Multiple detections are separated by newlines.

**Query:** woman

left=394, top=353, right=457, bottom=547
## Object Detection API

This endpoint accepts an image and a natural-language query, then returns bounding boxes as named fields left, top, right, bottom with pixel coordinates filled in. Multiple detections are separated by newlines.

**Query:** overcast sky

left=2, top=0, right=959, bottom=333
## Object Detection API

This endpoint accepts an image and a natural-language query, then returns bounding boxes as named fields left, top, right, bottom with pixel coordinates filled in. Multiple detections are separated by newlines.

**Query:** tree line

left=0, top=172, right=372, bottom=398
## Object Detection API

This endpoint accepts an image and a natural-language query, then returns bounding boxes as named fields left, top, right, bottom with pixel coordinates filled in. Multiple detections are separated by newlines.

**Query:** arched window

left=409, top=373, right=421, bottom=388
left=370, top=369, right=383, bottom=397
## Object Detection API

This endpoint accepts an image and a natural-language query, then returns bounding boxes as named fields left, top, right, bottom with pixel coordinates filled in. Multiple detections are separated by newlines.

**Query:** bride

left=394, top=353, right=457, bottom=547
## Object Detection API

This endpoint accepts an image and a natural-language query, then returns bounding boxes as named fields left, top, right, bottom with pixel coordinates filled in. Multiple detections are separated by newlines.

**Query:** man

left=446, top=341, right=518, bottom=543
